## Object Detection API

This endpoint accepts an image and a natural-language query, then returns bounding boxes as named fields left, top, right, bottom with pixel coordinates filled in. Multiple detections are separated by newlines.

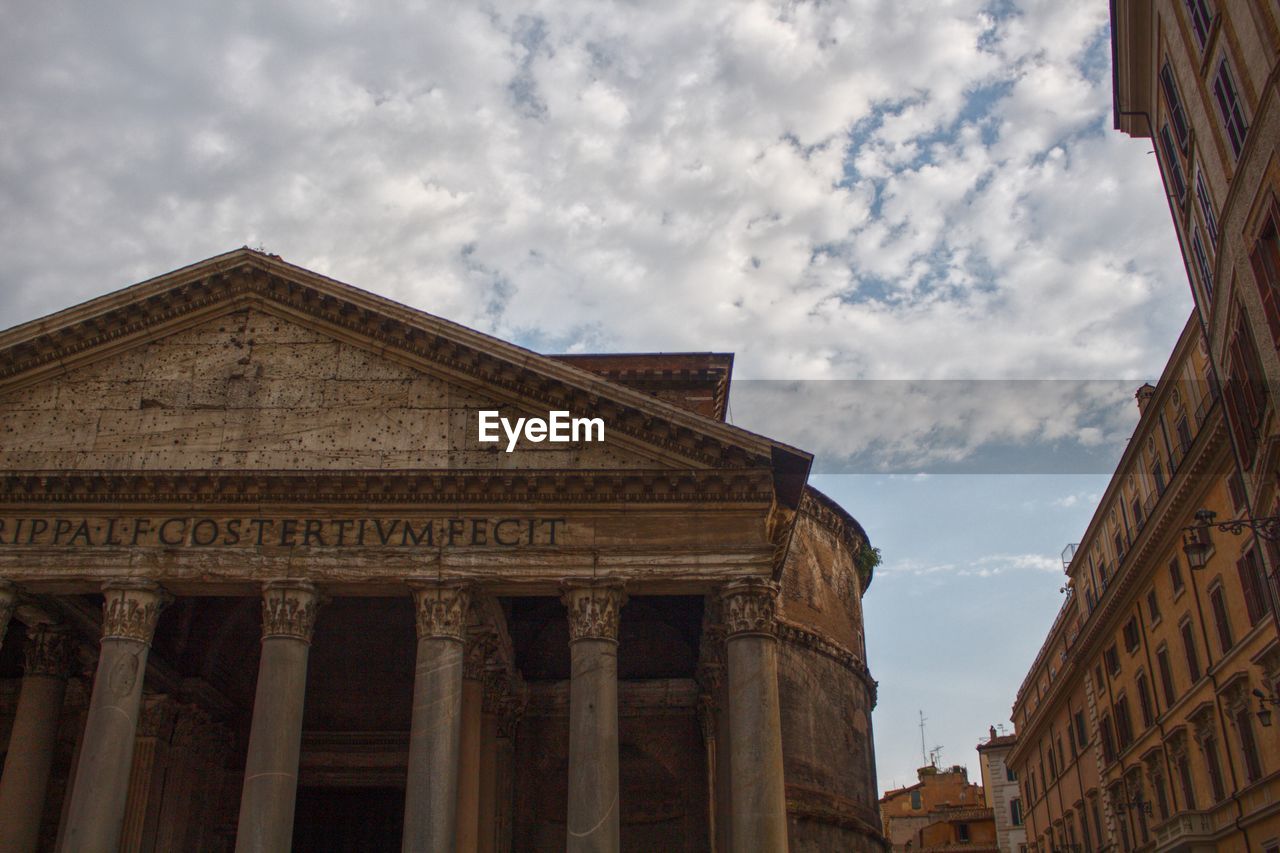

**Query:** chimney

left=989, top=725, right=997, bottom=741
left=1135, top=383, right=1156, bottom=414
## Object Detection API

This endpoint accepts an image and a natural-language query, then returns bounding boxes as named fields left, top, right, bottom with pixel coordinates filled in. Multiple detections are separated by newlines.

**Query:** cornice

left=799, top=487, right=875, bottom=589
left=0, top=468, right=776, bottom=505
left=776, top=617, right=877, bottom=703
left=785, top=784, right=885, bottom=842
left=0, top=253, right=796, bottom=473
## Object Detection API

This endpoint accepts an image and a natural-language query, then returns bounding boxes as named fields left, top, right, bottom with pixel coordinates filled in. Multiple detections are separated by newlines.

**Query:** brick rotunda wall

left=778, top=490, right=887, bottom=852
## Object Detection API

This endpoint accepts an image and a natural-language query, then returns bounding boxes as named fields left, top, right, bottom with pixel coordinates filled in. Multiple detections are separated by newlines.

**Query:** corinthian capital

left=720, top=579, right=779, bottom=639
left=410, top=581, right=471, bottom=641
left=23, top=623, right=74, bottom=678
left=102, top=580, right=172, bottom=645
left=261, top=580, right=322, bottom=642
left=562, top=579, right=626, bottom=643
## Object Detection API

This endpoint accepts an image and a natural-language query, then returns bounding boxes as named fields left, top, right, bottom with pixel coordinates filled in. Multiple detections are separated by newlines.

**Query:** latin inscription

left=0, top=516, right=567, bottom=549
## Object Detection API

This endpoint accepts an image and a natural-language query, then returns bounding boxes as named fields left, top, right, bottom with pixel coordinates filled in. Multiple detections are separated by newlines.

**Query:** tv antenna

left=918, top=710, right=928, bottom=766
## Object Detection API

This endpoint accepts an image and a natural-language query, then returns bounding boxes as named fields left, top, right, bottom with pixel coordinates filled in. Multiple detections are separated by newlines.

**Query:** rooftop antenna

left=919, top=710, right=928, bottom=766
left=929, top=745, right=944, bottom=768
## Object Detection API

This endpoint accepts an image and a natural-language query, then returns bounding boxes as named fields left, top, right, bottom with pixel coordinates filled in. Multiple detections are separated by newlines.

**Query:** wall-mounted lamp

left=1181, top=509, right=1280, bottom=570
left=1253, top=688, right=1280, bottom=727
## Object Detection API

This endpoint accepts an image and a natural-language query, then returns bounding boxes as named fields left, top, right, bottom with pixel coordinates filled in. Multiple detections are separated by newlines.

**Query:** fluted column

left=562, top=579, right=626, bottom=853
left=60, top=580, right=170, bottom=853
left=0, top=580, right=16, bottom=650
left=0, top=624, right=73, bottom=852
left=403, top=581, right=471, bottom=853
left=721, top=579, right=789, bottom=853
left=235, top=580, right=322, bottom=853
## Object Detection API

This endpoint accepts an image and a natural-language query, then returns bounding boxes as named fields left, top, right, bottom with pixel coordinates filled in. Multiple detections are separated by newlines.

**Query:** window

left=1105, top=644, right=1121, bottom=676
left=1158, top=125, right=1188, bottom=201
left=1153, top=457, right=1167, bottom=495
left=1181, top=621, right=1202, bottom=682
left=1235, top=706, right=1263, bottom=782
left=1228, top=470, right=1247, bottom=511
left=1123, top=616, right=1141, bottom=653
left=1006, top=765, right=1017, bottom=781
left=1068, top=718, right=1078, bottom=756
left=1238, top=545, right=1271, bottom=626
left=1137, top=671, right=1155, bottom=727
left=1193, top=228, right=1214, bottom=298
left=1159, top=63, right=1191, bottom=151
left=1195, top=166, right=1219, bottom=244
left=1170, top=557, right=1185, bottom=595
left=1147, top=589, right=1162, bottom=623
left=1114, top=530, right=1128, bottom=565
left=910, top=789, right=921, bottom=809
left=1154, top=771, right=1170, bottom=819
left=1116, top=696, right=1135, bottom=748
left=1074, top=711, right=1089, bottom=748
left=1048, top=746, right=1058, bottom=779
left=1212, top=57, right=1249, bottom=157
left=957, top=822, right=970, bottom=842
left=1177, top=753, right=1197, bottom=809
left=1011, top=798, right=1023, bottom=826
left=1204, top=735, right=1226, bottom=801
left=1132, top=495, right=1145, bottom=529
left=1184, top=0, right=1214, bottom=48
left=1158, top=646, right=1178, bottom=704
left=1101, top=713, right=1117, bottom=763
left=1251, top=202, right=1280, bottom=345
left=1225, top=314, right=1267, bottom=465
left=1209, top=584, right=1233, bottom=652
left=1176, top=415, right=1193, bottom=454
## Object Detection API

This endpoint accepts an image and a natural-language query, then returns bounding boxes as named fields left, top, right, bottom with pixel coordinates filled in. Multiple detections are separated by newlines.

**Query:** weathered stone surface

left=0, top=308, right=671, bottom=473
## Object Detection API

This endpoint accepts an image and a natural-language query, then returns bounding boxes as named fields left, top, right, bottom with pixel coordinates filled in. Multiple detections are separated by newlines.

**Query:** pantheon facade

left=0, top=250, right=885, bottom=852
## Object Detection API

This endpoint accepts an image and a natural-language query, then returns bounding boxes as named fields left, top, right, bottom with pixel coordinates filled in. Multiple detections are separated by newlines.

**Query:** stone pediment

left=0, top=250, right=810, bottom=502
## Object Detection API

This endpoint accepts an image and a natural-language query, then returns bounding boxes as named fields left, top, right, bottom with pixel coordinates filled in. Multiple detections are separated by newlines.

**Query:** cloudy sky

left=2, top=1, right=1193, bottom=793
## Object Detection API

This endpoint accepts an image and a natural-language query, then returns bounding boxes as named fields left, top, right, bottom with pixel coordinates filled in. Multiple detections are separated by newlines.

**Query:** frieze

left=101, top=580, right=171, bottom=644
left=261, top=580, right=322, bottom=642
left=562, top=580, right=626, bottom=642
left=720, top=579, right=778, bottom=638
left=0, top=514, right=568, bottom=549
left=23, top=623, right=73, bottom=678
left=411, top=582, right=471, bottom=641
left=0, top=470, right=774, bottom=506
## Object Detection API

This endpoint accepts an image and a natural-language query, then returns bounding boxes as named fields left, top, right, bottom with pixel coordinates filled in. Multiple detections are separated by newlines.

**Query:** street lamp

left=1181, top=508, right=1280, bottom=570
left=1253, top=689, right=1280, bottom=727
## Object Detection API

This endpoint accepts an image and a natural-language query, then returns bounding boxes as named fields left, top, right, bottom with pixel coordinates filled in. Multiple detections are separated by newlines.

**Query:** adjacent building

left=977, top=727, right=1027, bottom=853
left=1008, top=315, right=1280, bottom=851
left=1112, top=0, right=1280, bottom=582
left=880, top=763, right=997, bottom=852
left=0, top=250, right=888, bottom=851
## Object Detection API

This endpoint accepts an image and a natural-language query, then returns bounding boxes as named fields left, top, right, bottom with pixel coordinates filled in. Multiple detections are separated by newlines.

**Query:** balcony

left=1153, top=810, right=1214, bottom=849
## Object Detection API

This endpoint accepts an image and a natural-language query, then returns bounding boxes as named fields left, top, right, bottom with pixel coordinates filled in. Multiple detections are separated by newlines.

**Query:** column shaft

left=403, top=581, right=470, bottom=853
left=722, top=580, right=789, bottom=853
left=0, top=625, right=72, bottom=853
left=563, top=580, right=626, bottom=853
left=60, top=580, right=170, bottom=853
left=476, top=708, right=499, bottom=853
left=235, top=580, right=321, bottom=853
left=455, top=676, right=483, bottom=853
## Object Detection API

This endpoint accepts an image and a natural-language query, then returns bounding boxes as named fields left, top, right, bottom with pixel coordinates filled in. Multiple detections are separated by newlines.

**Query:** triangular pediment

left=0, top=251, right=810, bottom=498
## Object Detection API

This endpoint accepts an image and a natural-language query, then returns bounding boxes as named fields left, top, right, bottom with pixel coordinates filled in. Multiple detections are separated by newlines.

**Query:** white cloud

left=0, top=1, right=1189, bottom=462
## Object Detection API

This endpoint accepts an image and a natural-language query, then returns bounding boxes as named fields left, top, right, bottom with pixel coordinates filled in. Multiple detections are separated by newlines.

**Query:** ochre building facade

left=0, top=250, right=887, bottom=852
left=1009, top=316, right=1280, bottom=852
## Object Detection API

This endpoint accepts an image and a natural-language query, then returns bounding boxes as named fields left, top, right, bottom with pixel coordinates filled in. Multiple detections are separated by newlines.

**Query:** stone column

left=235, top=580, right=322, bottom=853
left=721, top=579, right=789, bottom=853
left=120, top=696, right=177, bottom=853
left=0, top=580, right=16, bottom=651
left=403, top=581, right=471, bottom=853
left=456, top=633, right=489, bottom=853
left=477, top=671, right=505, bottom=853
left=0, top=624, right=73, bottom=853
left=60, top=580, right=170, bottom=853
left=562, top=580, right=626, bottom=853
